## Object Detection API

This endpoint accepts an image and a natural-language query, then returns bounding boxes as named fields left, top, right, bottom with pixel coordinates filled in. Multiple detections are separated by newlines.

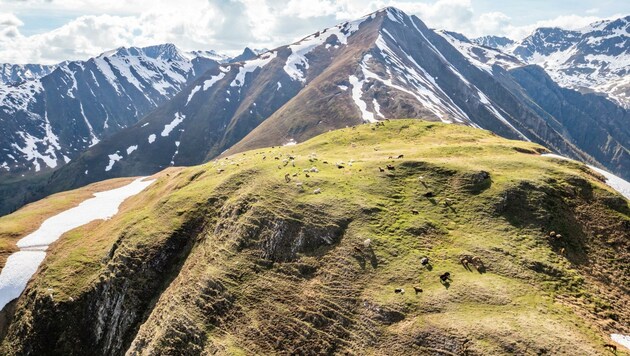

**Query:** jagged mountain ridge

left=0, top=44, right=224, bottom=174
left=479, top=16, right=630, bottom=108
left=59, top=9, right=624, bottom=177
left=472, top=35, right=515, bottom=52
left=0, top=7, right=628, bottom=217
left=0, top=63, right=58, bottom=85
left=46, top=9, right=595, bottom=175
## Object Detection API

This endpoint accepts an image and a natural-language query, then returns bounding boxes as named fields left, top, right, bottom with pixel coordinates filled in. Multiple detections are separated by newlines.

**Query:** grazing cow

left=420, top=257, right=429, bottom=266
left=386, top=164, right=395, bottom=170
left=460, top=256, right=470, bottom=269
left=337, top=165, right=345, bottom=169
left=379, top=167, right=385, bottom=172
left=313, top=188, right=321, bottom=194
left=413, top=286, right=423, bottom=295
left=397, top=154, right=404, bottom=159
left=471, top=256, right=484, bottom=267
left=394, top=288, right=405, bottom=294
left=284, top=173, right=291, bottom=183
left=353, top=246, right=363, bottom=254
left=440, top=272, right=451, bottom=282
left=412, top=209, right=419, bottom=215
left=363, top=239, right=372, bottom=248
left=305, top=173, right=310, bottom=178
left=423, top=192, right=435, bottom=198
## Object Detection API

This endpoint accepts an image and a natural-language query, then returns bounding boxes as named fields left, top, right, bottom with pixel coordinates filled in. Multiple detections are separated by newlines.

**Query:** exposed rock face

left=508, top=65, right=630, bottom=177
left=2, top=210, right=206, bottom=355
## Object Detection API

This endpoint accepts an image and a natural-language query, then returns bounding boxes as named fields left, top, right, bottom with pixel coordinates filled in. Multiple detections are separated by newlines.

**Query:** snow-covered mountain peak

left=0, top=43, right=222, bottom=174
left=472, top=35, right=516, bottom=52
left=503, top=15, right=630, bottom=107
left=438, top=30, right=524, bottom=72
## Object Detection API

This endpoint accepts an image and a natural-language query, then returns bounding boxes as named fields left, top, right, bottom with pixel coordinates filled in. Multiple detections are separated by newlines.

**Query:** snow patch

left=186, top=85, right=202, bottom=105
left=611, top=334, right=630, bottom=351
left=0, top=178, right=155, bottom=311
left=349, top=75, right=376, bottom=123
left=105, top=152, right=122, bottom=171
left=203, top=72, right=226, bottom=91
left=126, top=145, right=138, bottom=155
left=373, top=98, right=385, bottom=118
left=161, top=112, right=185, bottom=137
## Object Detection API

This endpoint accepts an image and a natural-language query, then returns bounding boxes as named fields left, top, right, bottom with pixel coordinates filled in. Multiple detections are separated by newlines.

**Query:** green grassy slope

left=1, top=120, right=628, bottom=355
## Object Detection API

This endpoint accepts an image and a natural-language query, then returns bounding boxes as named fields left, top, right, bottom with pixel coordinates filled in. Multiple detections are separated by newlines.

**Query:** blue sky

left=0, top=0, right=628, bottom=64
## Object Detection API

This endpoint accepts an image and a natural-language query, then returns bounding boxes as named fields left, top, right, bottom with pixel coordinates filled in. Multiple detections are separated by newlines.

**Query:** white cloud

left=0, top=0, right=624, bottom=64
left=499, top=14, right=618, bottom=40
left=0, top=13, right=24, bottom=27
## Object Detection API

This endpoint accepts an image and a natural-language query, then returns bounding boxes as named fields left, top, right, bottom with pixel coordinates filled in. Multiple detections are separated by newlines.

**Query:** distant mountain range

left=0, top=7, right=628, bottom=215
left=474, top=15, right=630, bottom=108
left=0, top=63, right=58, bottom=84
left=0, top=45, right=263, bottom=174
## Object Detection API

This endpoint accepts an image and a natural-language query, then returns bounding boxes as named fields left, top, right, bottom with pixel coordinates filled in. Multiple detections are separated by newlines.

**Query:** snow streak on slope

left=0, top=178, right=155, bottom=311
left=349, top=74, right=376, bottom=122
left=368, top=32, right=470, bottom=123
left=186, top=67, right=231, bottom=105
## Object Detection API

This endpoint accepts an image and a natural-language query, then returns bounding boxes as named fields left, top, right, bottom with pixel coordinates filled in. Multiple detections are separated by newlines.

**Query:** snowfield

left=611, top=334, right=630, bottom=351
left=0, top=177, right=155, bottom=311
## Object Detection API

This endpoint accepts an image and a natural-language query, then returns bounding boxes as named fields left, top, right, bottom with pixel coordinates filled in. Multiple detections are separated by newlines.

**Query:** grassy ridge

left=1, top=120, right=628, bottom=355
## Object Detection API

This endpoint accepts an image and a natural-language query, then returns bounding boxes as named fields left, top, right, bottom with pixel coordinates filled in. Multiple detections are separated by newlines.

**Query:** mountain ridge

left=0, top=120, right=628, bottom=354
